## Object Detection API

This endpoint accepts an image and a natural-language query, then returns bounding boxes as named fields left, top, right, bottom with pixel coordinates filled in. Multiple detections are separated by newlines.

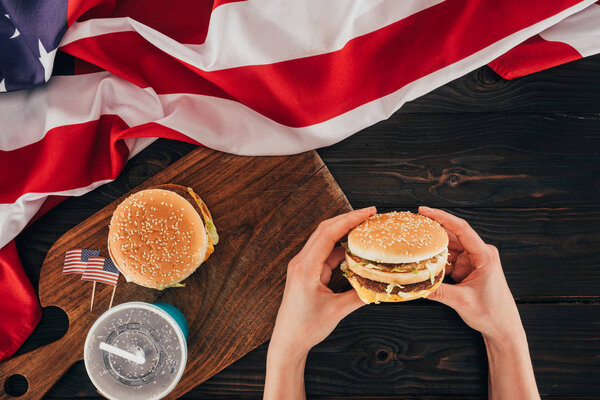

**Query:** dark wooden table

left=11, top=54, right=600, bottom=399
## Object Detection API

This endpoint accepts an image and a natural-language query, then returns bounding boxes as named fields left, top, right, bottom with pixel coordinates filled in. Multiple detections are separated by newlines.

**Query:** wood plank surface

left=42, top=304, right=600, bottom=398
left=400, top=55, right=600, bottom=113
left=1, top=148, right=352, bottom=399
left=319, top=112, right=600, bottom=208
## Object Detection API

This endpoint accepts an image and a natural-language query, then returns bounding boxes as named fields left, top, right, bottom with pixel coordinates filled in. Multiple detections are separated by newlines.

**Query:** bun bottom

left=346, top=266, right=444, bottom=304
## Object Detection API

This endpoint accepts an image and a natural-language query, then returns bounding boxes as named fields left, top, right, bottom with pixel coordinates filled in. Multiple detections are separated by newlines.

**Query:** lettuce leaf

left=205, top=219, right=219, bottom=245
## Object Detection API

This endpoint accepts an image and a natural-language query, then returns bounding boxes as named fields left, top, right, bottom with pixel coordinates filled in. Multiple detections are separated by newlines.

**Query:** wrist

left=268, top=334, right=311, bottom=364
left=482, top=321, right=527, bottom=349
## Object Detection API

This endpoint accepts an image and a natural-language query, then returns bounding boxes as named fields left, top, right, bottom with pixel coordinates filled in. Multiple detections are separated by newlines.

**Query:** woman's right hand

left=418, top=206, right=522, bottom=342
left=419, top=207, right=540, bottom=400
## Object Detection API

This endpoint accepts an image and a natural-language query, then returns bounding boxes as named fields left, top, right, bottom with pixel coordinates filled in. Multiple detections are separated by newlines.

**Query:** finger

left=320, top=247, right=346, bottom=284
left=320, top=267, right=332, bottom=284
left=447, top=248, right=460, bottom=264
left=450, top=252, right=475, bottom=283
left=331, top=290, right=366, bottom=319
left=424, top=282, right=464, bottom=310
left=324, top=246, right=346, bottom=270
left=445, top=228, right=464, bottom=252
left=419, top=207, right=488, bottom=261
left=445, top=260, right=454, bottom=276
left=307, top=207, right=376, bottom=262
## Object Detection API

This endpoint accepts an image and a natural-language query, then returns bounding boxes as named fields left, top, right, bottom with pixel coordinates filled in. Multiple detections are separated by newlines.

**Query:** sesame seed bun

left=348, top=211, right=448, bottom=264
left=108, top=185, right=217, bottom=289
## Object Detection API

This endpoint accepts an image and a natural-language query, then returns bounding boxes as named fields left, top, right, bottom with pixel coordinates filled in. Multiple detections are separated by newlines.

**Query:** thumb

left=425, top=283, right=464, bottom=311
left=332, top=290, right=366, bottom=319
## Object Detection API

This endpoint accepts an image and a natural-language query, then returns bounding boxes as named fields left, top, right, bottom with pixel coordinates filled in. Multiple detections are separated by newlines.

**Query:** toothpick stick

left=109, top=285, right=117, bottom=309
left=90, top=281, right=96, bottom=311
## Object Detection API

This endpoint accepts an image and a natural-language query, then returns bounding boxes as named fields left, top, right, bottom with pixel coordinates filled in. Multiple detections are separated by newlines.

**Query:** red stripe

left=0, top=242, right=42, bottom=361
left=488, top=34, right=583, bottom=79
left=0, top=118, right=200, bottom=204
left=60, top=0, right=582, bottom=128
left=63, top=269, right=86, bottom=274
left=213, top=0, right=246, bottom=11
left=68, top=0, right=215, bottom=44
left=68, top=0, right=242, bottom=41
left=83, top=273, right=118, bottom=279
left=0, top=116, right=129, bottom=204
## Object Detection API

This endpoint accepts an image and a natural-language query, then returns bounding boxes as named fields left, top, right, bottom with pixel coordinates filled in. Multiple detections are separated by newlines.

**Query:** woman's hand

left=264, top=207, right=376, bottom=400
left=418, top=206, right=521, bottom=340
left=419, top=206, right=540, bottom=400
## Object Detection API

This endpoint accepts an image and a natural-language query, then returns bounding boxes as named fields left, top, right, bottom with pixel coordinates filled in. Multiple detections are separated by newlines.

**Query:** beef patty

left=353, top=269, right=444, bottom=294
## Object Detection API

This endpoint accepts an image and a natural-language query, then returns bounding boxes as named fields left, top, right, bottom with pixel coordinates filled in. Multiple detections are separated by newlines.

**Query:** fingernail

left=419, top=206, right=432, bottom=213
left=359, top=206, right=376, bottom=213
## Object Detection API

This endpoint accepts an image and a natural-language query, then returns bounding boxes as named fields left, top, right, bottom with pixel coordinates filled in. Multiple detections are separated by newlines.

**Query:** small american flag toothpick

left=62, top=248, right=100, bottom=275
left=82, top=256, right=120, bottom=311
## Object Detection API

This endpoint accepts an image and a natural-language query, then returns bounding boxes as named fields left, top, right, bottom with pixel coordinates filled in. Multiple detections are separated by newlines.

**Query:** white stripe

left=0, top=178, right=114, bottom=249
left=0, top=0, right=594, bottom=250
left=0, top=72, right=163, bottom=151
left=539, top=3, right=600, bottom=57
left=60, top=0, right=443, bottom=71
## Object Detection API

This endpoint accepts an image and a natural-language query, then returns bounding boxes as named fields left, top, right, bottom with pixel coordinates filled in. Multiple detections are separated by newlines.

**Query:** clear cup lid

left=84, top=302, right=187, bottom=400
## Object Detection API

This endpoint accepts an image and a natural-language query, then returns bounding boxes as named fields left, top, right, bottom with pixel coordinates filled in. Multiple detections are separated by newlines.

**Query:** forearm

left=264, top=342, right=308, bottom=400
left=484, top=326, right=540, bottom=400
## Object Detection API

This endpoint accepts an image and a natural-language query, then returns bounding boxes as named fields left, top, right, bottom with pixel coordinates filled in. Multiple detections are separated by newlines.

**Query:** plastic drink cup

left=84, top=301, right=189, bottom=400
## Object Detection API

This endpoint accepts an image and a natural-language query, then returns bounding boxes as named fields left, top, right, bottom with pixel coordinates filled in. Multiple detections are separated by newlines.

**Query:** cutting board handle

left=0, top=320, right=85, bottom=399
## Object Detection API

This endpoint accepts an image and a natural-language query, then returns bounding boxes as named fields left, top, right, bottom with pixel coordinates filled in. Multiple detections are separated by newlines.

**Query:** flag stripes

left=62, top=248, right=100, bottom=274
left=81, top=256, right=120, bottom=286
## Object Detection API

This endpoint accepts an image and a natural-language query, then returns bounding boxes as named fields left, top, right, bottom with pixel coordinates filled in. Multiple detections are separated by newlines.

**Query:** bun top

left=348, top=211, right=448, bottom=263
left=108, top=188, right=208, bottom=289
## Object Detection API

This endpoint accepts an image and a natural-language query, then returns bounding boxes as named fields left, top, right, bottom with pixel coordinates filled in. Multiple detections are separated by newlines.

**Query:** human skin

left=263, top=207, right=540, bottom=400
left=418, top=206, right=540, bottom=400
left=264, top=207, right=376, bottom=400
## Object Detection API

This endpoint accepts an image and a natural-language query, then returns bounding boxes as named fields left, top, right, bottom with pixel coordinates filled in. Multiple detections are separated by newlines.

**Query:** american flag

left=81, top=256, right=120, bottom=286
left=62, top=248, right=100, bottom=275
left=0, top=1, right=64, bottom=92
left=1, top=0, right=600, bottom=362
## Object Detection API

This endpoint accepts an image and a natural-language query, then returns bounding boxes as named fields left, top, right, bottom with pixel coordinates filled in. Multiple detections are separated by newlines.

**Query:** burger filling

left=342, top=242, right=447, bottom=274
left=344, top=267, right=444, bottom=295
left=341, top=243, right=447, bottom=297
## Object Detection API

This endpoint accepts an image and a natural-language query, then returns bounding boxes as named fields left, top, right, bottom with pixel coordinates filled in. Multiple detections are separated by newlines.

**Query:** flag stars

left=4, top=14, right=20, bottom=39
left=37, top=39, right=56, bottom=82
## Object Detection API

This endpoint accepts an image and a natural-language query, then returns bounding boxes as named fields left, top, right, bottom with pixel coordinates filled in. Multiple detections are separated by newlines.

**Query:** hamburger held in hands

left=341, top=211, right=448, bottom=304
left=108, top=184, right=218, bottom=289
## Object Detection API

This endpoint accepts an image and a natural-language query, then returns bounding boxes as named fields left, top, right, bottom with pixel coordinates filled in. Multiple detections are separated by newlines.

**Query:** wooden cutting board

left=0, top=148, right=352, bottom=399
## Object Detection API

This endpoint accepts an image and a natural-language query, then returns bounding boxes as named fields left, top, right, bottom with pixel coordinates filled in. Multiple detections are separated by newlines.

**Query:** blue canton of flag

left=0, top=0, right=68, bottom=92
